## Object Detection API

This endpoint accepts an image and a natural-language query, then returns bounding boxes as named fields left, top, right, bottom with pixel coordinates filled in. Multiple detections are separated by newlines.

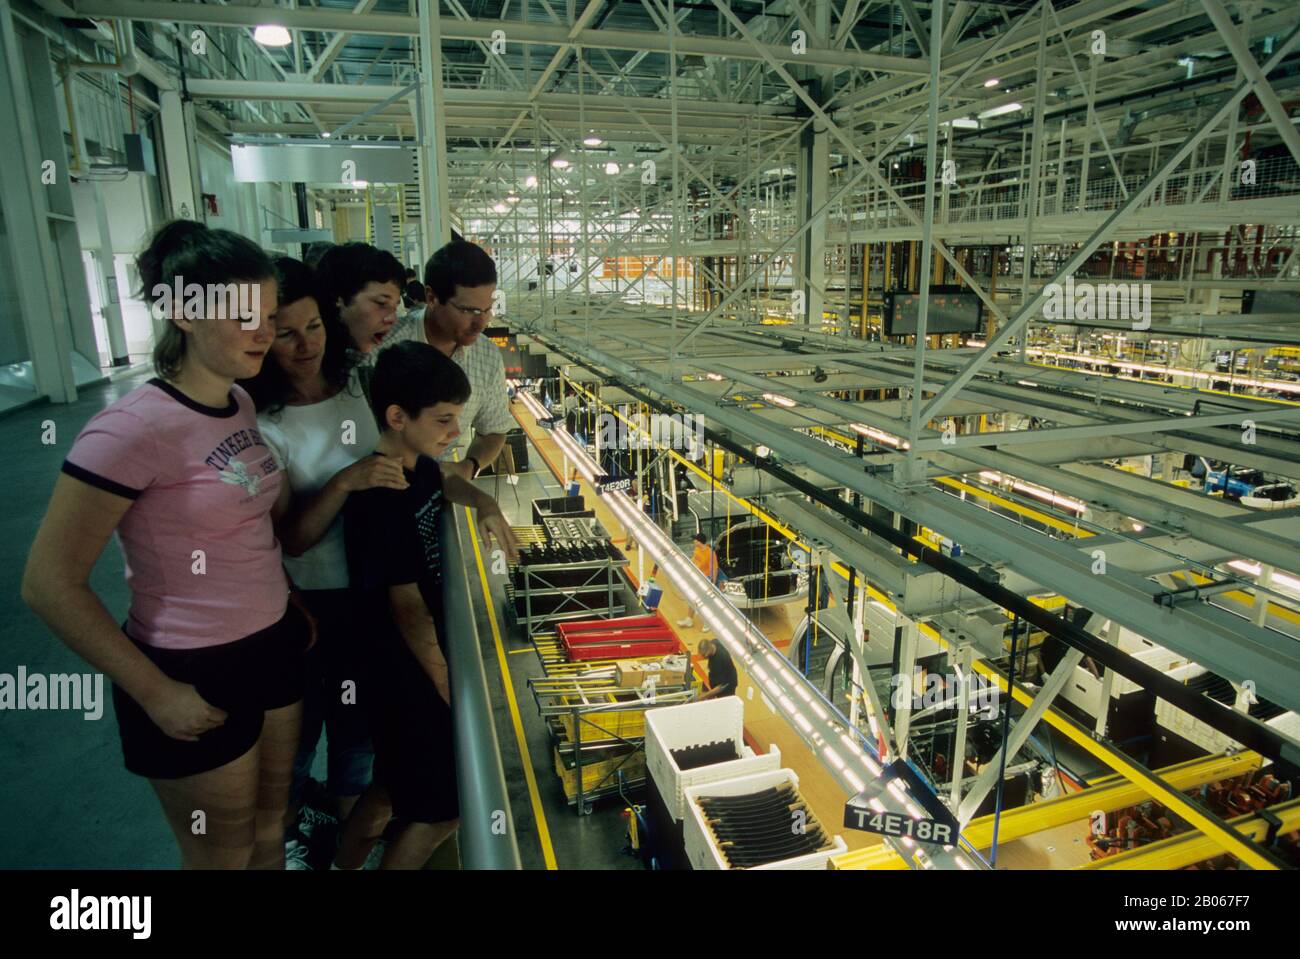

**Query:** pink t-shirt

left=63, top=379, right=288, bottom=649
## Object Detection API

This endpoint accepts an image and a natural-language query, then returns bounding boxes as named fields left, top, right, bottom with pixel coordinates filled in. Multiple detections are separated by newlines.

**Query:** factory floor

left=505, top=399, right=894, bottom=863
left=505, top=399, right=1108, bottom=871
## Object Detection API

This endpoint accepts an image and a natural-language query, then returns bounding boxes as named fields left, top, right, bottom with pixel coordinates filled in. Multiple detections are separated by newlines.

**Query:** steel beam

left=956, top=646, right=1085, bottom=826
left=914, top=405, right=1300, bottom=451
left=1200, top=0, right=1300, bottom=171
left=529, top=324, right=1300, bottom=726
left=73, top=0, right=928, bottom=73
left=916, top=22, right=1300, bottom=426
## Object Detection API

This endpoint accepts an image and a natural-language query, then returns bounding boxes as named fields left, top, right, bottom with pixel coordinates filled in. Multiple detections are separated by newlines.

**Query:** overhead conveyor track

left=529, top=355, right=1293, bottom=869
left=525, top=321, right=1300, bottom=729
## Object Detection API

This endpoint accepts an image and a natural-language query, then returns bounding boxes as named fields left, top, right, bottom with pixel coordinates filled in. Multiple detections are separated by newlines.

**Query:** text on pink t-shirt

left=62, top=379, right=288, bottom=649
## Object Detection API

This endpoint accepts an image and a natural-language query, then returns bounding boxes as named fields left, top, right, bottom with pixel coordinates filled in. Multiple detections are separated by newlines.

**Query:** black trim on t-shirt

left=148, top=377, right=239, bottom=418
left=61, top=460, right=142, bottom=500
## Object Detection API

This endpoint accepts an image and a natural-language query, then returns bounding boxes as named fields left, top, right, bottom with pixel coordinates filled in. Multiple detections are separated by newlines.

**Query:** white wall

left=70, top=174, right=165, bottom=363
left=198, top=140, right=258, bottom=239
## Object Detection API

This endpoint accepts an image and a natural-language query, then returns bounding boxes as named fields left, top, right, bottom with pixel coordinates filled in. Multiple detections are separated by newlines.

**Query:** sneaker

left=285, top=829, right=313, bottom=871
left=294, top=805, right=340, bottom=872
left=676, top=617, right=693, bottom=628
left=700, top=623, right=711, bottom=634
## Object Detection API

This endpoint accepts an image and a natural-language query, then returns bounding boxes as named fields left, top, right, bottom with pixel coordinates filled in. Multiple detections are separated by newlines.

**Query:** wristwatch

left=466, top=455, right=482, bottom=478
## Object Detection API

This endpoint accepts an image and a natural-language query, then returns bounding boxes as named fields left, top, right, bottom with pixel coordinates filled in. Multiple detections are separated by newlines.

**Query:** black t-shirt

left=344, top=454, right=447, bottom=649
left=706, top=644, right=739, bottom=697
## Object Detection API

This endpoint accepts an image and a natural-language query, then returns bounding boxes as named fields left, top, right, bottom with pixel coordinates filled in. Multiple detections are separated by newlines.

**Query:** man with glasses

left=378, top=240, right=512, bottom=481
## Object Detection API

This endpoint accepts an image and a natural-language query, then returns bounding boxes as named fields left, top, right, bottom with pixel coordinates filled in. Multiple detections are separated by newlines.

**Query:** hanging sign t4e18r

left=843, top=759, right=961, bottom=846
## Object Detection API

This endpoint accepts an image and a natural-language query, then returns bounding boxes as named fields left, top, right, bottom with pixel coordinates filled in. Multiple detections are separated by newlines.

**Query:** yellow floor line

left=463, top=505, right=558, bottom=870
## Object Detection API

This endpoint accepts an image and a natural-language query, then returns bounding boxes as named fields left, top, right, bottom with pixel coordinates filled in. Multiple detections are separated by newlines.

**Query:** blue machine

left=1204, top=466, right=1265, bottom=499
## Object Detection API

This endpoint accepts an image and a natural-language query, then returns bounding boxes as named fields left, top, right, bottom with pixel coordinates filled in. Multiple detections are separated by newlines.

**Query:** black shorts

left=113, top=606, right=309, bottom=780
left=364, top=634, right=458, bottom=824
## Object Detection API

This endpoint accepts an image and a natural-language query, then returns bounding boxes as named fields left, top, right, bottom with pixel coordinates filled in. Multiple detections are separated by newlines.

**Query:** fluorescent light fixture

left=965, top=339, right=987, bottom=347
left=850, top=422, right=910, bottom=449
left=1025, top=349, right=1300, bottom=396
left=978, top=102, right=1022, bottom=119
left=253, top=25, right=292, bottom=47
left=350, top=180, right=369, bottom=189
left=705, top=372, right=723, bottom=381
left=524, top=175, right=538, bottom=188
left=604, top=161, right=620, bottom=175
left=979, top=470, right=1086, bottom=513
left=984, top=77, right=1000, bottom=87
left=951, top=117, right=980, bottom=129
left=320, top=131, right=332, bottom=139
left=1229, top=560, right=1300, bottom=592
left=583, top=135, right=603, bottom=146
left=493, top=203, right=507, bottom=213
left=762, top=392, right=796, bottom=408
left=506, top=195, right=520, bottom=203
left=551, top=157, right=570, bottom=169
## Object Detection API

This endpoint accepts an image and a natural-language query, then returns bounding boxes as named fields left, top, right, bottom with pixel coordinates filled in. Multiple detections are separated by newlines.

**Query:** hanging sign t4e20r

left=843, top=760, right=961, bottom=847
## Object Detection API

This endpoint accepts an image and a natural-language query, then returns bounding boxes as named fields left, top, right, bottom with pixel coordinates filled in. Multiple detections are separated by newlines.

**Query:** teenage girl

left=22, top=221, right=305, bottom=869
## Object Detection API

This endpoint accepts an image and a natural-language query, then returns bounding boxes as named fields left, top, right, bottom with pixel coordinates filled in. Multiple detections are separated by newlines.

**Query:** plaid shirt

left=375, top=307, right=515, bottom=461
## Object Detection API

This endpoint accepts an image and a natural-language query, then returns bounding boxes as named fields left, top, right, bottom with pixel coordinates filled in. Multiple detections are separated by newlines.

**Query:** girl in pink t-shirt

left=22, top=220, right=306, bottom=870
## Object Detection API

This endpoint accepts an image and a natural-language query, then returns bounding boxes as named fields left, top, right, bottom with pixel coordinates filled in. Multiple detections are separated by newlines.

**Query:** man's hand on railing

left=476, top=501, right=520, bottom=566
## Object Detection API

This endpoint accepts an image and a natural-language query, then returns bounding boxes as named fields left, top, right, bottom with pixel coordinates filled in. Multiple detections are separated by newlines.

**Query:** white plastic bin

left=645, top=698, right=781, bottom=822
left=682, top=768, right=846, bottom=870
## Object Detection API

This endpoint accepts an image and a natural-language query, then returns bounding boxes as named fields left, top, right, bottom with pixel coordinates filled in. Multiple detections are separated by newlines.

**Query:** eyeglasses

left=448, top=301, right=493, bottom=318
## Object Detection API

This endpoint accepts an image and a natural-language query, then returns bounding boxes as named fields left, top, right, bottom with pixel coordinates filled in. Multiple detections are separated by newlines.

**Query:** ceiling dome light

left=604, top=161, right=620, bottom=175
left=253, top=25, right=292, bottom=47
left=983, top=77, right=999, bottom=88
left=493, top=202, right=507, bottom=213
left=506, top=194, right=520, bottom=203
left=551, top=157, right=570, bottom=169
left=524, top=175, right=538, bottom=188
left=583, top=135, right=603, bottom=147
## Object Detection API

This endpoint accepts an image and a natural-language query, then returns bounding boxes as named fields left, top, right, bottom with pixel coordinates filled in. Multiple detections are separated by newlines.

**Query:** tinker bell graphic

left=218, top=460, right=261, bottom=496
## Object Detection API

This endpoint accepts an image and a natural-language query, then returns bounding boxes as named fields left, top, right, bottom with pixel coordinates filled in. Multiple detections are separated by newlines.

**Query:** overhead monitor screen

left=884, top=288, right=984, bottom=335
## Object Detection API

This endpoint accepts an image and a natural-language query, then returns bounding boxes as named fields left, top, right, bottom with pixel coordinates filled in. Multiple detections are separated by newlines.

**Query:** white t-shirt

left=377, top=307, right=515, bottom=461
left=258, top=369, right=380, bottom=590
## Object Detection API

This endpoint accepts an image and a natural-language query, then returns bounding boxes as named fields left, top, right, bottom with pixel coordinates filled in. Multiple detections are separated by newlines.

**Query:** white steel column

left=22, top=29, right=99, bottom=368
left=90, top=186, right=130, bottom=366
left=158, top=89, right=201, bottom=219
left=418, top=0, right=451, bottom=247
left=904, top=0, right=944, bottom=476
left=0, top=0, right=75, bottom=402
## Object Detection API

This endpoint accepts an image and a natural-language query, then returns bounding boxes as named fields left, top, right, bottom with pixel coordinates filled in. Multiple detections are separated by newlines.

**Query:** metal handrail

left=440, top=508, right=522, bottom=869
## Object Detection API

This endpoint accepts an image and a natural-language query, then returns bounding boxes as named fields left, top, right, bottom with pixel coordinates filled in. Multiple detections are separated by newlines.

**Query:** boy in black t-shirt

left=335, top=340, right=517, bottom=870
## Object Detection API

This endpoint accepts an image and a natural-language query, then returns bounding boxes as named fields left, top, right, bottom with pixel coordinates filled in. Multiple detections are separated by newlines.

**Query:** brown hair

left=136, top=220, right=275, bottom=379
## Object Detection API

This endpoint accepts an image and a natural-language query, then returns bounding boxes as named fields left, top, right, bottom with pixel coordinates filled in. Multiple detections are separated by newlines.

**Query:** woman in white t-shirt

left=242, top=255, right=407, bottom=868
